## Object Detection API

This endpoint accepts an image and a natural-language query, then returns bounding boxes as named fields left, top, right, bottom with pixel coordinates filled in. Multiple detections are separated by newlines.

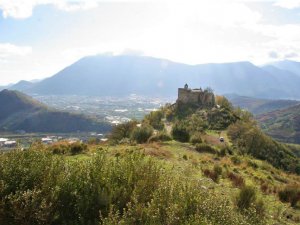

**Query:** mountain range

left=0, top=89, right=111, bottom=133
left=3, top=55, right=300, bottom=99
left=227, top=94, right=300, bottom=115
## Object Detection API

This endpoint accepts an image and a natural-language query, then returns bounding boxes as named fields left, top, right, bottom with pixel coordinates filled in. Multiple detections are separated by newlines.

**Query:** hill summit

left=176, top=84, right=215, bottom=108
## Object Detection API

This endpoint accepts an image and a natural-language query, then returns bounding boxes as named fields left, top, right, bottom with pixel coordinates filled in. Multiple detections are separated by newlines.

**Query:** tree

left=215, top=96, right=233, bottom=110
left=171, top=121, right=190, bottom=142
left=109, top=121, right=138, bottom=143
left=131, top=125, right=154, bottom=144
left=144, top=110, right=164, bottom=130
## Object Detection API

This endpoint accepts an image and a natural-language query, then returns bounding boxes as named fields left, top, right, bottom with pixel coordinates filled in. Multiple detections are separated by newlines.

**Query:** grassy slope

left=83, top=137, right=300, bottom=225
left=256, top=104, right=300, bottom=144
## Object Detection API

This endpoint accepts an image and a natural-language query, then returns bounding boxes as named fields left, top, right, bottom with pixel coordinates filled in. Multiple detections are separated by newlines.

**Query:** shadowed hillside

left=257, top=104, right=300, bottom=144
left=227, top=94, right=300, bottom=115
left=0, top=90, right=111, bottom=133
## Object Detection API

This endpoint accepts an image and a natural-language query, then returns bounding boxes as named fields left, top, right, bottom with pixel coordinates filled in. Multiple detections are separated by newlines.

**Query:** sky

left=1, top=0, right=300, bottom=85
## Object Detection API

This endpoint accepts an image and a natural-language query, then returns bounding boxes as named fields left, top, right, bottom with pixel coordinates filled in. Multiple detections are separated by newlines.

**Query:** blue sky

left=1, top=0, right=300, bottom=85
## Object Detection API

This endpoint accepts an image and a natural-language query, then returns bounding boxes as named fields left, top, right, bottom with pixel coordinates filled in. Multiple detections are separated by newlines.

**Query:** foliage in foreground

left=278, top=185, right=300, bottom=208
left=0, top=149, right=266, bottom=225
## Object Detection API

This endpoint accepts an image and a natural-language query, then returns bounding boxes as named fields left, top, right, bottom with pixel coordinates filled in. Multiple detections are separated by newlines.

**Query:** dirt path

left=165, top=122, right=172, bottom=135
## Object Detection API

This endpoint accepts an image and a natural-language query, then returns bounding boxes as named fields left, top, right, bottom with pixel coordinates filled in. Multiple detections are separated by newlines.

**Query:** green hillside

left=0, top=94, right=299, bottom=225
left=257, top=104, right=300, bottom=144
left=0, top=90, right=111, bottom=133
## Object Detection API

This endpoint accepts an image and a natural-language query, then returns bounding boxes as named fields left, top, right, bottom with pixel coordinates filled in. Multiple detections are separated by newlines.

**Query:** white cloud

left=55, top=0, right=99, bottom=12
left=56, top=0, right=300, bottom=65
left=2, top=0, right=300, bottom=85
left=165, top=0, right=262, bottom=28
left=273, top=0, right=300, bottom=9
left=0, top=0, right=99, bottom=19
left=0, top=43, right=32, bottom=58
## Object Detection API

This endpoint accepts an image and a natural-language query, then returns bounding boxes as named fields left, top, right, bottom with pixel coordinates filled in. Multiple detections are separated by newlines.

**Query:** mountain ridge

left=227, top=94, right=300, bottom=115
left=7, top=55, right=300, bottom=99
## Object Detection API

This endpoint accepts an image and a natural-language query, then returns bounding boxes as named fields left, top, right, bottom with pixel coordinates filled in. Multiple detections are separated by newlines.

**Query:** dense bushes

left=148, top=131, right=172, bottom=143
left=195, top=143, right=217, bottom=154
left=47, top=141, right=87, bottom=155
left=236, top=186, right=257, bottom=210
left=203, top=165, right=223, bottom=183
left=206, top=108, right=238, bottom=130
left=216, top=96, right=234, bottom=110
left=228, top=121, right=300, bottom=174
left=144, top=110, right=164, bottom=130
left=0, top=149, right=266, bottom=225
left=190, top=132, right=203, bottom=145
left=278, top=185, right=300, bottom=207
left=228, top=172, right=245, bottom=188
left=109, top=121, right=138, bottom=143
left=236, top=186, right=266, bottom=221
left=131, top=125, right=154, bottom=144
left=171, top=121, right=190, bottom=142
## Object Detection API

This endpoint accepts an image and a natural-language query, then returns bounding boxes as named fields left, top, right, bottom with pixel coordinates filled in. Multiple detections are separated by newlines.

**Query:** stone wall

left=177, top=88, right=215, bottom=107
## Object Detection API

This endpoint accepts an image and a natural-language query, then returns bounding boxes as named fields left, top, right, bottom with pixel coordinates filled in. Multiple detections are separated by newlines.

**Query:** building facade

left=177, top=84, right=215, bottom=107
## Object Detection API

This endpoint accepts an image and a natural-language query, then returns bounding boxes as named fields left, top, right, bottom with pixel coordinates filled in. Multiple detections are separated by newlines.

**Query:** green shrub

left=131, top=125, right=153, bottom=144
left=203, top=165, right=222, bottom=183
left=278, top=185, right=300, bottom=207
left=231, top=155, right=242, bottom=165
left=214, top=164, right=223, bottom=177
left=48, top=142, right=69, bottom=155
left=70, top=142, right=87, bottom=155
left=47, top=141, right=87, bottom=155
left=144, top=110, right=164, bottom=130
left=218, top=145, right=233, bottom=157
left=88, top=137, right=101, bottom=145
left=109, top=121, right=138, bottom=143
left=228, top=172, right=245, bottom=188
left=195, top=143, right=217, bottom=154
left=171, top=121, right=190, bottom=142
left=148, top=131, right=172, bottom=143
left=216, top=96, right=234, bottom=110
left=247, top=159, right=258, bottom=169
left=254, top=199, right=266, bottom=218
left=236, top=186, right=256, bottom=210
left=190, top=133, right=203, bottom=145
left=188, top=113, right=208, bottom=133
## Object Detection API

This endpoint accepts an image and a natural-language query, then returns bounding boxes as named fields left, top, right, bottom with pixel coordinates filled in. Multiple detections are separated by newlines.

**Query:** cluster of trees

left=228, top=120, right=300, bottom=174
left=169, top=97, right=238, bottom=144
left=109, top=110, right=171, bottom=144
